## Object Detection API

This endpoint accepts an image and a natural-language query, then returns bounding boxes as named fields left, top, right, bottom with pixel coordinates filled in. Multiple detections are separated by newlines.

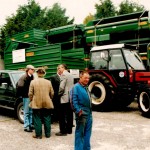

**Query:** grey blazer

left=59, top=70, right=74, bottom=104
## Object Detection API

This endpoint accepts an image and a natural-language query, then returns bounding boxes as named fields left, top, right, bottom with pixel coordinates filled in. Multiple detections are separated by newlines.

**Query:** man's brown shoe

left=33, top=135, right=42, bottom=139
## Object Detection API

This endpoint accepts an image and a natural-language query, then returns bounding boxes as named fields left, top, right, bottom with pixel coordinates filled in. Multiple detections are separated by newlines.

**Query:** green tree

left=42, top=3, right=74, bottom=29
left=3, top=0, right=74, bottom=37
left=3, top=0, right=43, bottom=36
left=0, top=27, right=6, bottom=58
left=83, top=13, right=95, bottom=25
left=118, top=0, right=144, bottom=15
left=95, top=0, right=116, bottom=19
left=1, top=0, right=74, bottom=53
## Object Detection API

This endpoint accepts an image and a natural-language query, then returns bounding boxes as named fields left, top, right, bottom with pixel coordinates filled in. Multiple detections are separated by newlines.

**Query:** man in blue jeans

left=71, top=71, right=92, bottom=150
left=17, top=65, right=35, bottom=132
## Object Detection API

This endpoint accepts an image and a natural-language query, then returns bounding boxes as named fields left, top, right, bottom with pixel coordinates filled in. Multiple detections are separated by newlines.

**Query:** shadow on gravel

left=0, top=107, right=15, bottom=119
left=92, top=101, right=139, bottom=113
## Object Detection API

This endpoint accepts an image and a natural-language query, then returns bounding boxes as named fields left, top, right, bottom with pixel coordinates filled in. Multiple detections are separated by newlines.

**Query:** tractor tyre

left=138, top=88, right=150, bottom=117
left=88, top=74, right=115, bottom=111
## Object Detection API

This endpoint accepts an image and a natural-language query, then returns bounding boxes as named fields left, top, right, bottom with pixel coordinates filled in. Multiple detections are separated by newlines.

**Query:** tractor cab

left=89, top=44, right=145, bottom=71
left=89, top=44, right=147, bottom=85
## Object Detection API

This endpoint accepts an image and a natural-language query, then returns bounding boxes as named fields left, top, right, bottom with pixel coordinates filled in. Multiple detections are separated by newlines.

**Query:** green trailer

left=4, top=11, right=150, bottom=76
left=4, top=40, right=85, bottom=78
left=6, top=29, right=48, bottom=46
left=84, top=11, right=150, bottom=67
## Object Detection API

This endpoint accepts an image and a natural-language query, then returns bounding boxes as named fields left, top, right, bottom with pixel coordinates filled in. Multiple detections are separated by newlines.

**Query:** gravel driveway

left=0, top=101, right=150, bottom=150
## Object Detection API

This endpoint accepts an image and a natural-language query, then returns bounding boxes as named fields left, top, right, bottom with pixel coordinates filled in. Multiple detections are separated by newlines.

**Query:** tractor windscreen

left=123, top=49, right=146, bottom=70
left=90, top=51, right=108, bottom=69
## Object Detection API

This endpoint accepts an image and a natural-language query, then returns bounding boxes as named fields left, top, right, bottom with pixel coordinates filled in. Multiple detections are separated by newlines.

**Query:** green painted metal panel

left=85, top=11, right=150, bottom=48
left=10, top=29, right=46, bottom=40
left=46, top=24, right=84, bottom=36
left=85, top=23, right=140, bottom=37
left=86, top=11, right=149, bottom=27
left=61, top=47, right=85, bottom=71
left=5, top=44, right=62, bottom=77
left=45, top=24, right=84, bottom=45
left=6, top=29, right=48, bottom=46
left=86, top=34, right=110, bottom=43
left=4, top=42, right=86, bottom=77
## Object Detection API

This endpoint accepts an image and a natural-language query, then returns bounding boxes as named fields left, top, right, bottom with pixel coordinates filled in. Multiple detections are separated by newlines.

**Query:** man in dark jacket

left=17, top=65, right=35, bottom=132
left=49, top=67, right=61, bottom=123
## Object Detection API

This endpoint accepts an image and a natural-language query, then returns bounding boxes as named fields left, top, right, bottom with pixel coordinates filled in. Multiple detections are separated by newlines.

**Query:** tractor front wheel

left=88, top=74, right=115, bottom=111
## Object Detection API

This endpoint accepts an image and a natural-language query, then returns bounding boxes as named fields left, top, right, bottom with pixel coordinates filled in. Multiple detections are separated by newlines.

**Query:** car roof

left=0, top=70, right=25, bottom=74
left=91, top=44, right=125, bottom=52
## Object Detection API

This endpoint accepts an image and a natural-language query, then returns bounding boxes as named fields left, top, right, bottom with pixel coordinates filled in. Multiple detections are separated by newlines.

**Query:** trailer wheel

left=88, top=74, right=115, bottom=111
left=16, top=102, right=24, bottom=124
left=138, top=89, right=150, bottom=117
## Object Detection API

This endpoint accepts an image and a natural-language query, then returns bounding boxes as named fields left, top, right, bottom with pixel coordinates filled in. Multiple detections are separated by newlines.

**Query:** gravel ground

left=0, top=101, right=150, bottom=150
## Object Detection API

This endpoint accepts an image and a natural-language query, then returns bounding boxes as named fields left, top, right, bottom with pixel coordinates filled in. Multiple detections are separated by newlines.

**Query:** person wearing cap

left=28, top=68, right=54, bottom=139
left=17, top=65, right=35, bottom=132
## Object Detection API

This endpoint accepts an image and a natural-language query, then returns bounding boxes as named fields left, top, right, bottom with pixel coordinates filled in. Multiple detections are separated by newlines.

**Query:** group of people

left=17, top=64, right=93, bottom=150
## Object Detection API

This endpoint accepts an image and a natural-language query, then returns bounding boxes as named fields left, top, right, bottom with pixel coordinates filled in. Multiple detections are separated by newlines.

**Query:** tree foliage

left=0, top=0, right=74, bottom=53
left=2, top=0, right=74, bottom=37
left=42, top=3, right=74, bottom=29
left=94, top=0, right=145, bottom=20
left=83, top=13, right=95, bottom=25
left=95, top=0, right=116, bottom=19
left=118, top=0, right=144, bottom=15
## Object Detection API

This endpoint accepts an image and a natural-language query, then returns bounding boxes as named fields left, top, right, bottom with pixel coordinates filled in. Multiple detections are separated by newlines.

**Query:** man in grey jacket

left=55, top=64, right=74, bottom=136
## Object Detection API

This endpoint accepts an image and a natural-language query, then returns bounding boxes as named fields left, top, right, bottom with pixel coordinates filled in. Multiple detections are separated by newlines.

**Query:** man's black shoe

left=55, top=132, right=67, bottom=136
left=67, top=131, right=72, bottom=134
left=24, top=129, right=33, bottom=132
left=30, top=126, right=35, bottom=130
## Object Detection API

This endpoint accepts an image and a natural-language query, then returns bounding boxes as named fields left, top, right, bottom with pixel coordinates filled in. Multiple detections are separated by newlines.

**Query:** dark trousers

left=32, top=108, right=51, bottom=137
left=58, top=102, right=73, bottom=134
left=51, top=96, right=60, bottom=123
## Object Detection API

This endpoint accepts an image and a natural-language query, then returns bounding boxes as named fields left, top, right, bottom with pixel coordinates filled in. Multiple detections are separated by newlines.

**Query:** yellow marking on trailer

left=86, top=30, right=94, bottom=34
left=139, top=21, right=147, bottom=26
left=26, top=52, right=34, bottom=57
left=140, top=56, right=147, bottom=60
left=24, top=34, right=29, bottom=38
left=11, top=38, right=15, bottom=41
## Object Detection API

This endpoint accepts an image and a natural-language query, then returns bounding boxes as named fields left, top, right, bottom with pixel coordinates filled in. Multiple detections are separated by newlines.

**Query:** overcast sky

left=0, top=0, right=149, bottom=26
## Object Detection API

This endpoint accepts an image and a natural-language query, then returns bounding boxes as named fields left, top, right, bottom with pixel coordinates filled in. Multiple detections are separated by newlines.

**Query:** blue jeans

left=23, top=98, right=33, bottom=129
left=75, top=114, right=93, bottom=150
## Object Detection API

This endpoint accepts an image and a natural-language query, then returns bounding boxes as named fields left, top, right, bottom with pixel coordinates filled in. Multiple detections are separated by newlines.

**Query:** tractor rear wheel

left=88, top=74, right=115, bottom=111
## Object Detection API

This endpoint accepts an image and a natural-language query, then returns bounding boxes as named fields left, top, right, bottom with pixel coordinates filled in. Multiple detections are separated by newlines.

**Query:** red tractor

left=88, top=44, right=150, bottom=117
